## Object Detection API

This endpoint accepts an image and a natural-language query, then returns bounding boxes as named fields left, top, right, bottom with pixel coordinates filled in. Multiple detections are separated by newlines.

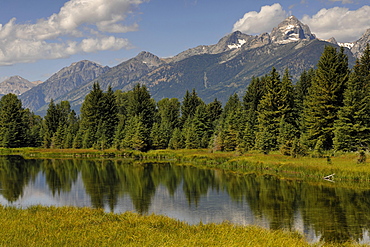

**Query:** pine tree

left=151, top=98, right=181, bottom=149
left=334, top=44, right=370, bottom=151
left=100, top=86, right=118, bottom=147
left=241, top=76, right=266, bottom=151
left=278, top=69, right=299, bottom=154
left=256, top=68, right=293, bottom=153
left=80, top=83, right=119, bottom=149
left=80, top=83, right=105, bottom=148
left=304, top=46, right=349, bottom=150
left=0, top=94, right=28, bottom=148
left=180, top=89, right=203, bottom=128
left=213, top=94, right=243, bottom=151
left=169, top=128, right=185, bottom=149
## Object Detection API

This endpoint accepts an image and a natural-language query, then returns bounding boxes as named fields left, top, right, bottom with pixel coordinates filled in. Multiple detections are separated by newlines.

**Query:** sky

left=0, top=0, right=369, bottom=82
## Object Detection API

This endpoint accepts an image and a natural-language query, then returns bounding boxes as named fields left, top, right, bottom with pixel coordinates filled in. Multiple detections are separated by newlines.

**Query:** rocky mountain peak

left=351, top=28, right=370, bottom=58
left=135, top=51, right=164, bottom=68
left=217, top=31, right=254, bottom=50
left=270, top=15, right=316, bottom=44
left=20, top=60, right=110, bottom=112
left=0, top=76, right=41, bottom=95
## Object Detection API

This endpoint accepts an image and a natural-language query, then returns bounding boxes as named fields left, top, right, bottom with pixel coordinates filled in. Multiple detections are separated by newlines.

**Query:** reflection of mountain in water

left=0, top=156, right=370, bottom=244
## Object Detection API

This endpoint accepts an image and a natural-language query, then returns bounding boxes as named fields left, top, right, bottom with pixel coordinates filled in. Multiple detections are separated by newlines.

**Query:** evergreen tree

left=334, top=44, right=370, bottom=151
left=114, top=84, right=155, bottom=151
left=169, top=127, right=185, bottom=149
left=278, top=69, right=299, bottom=154
left=213, top=94, right=243, bottom=151
left=100, top=86, right=118, bottom=147
left=0, top=94, right=28, bottom=147
left=23, top=109, right=43, bottom=147
left=151, top=98, right=181, bottom=149
left=80, top=83, right=105, bottom=148
left=43, top=99, right=58, bottom=147
left=241, top=76, right=266, bottom=151
left=304, top=46, right=349, bottom=150
left=255, top=68, right=296, bottom=154
left=80, top=83, right=118, bottom=149
left=180, top=89, right=203, bottom=128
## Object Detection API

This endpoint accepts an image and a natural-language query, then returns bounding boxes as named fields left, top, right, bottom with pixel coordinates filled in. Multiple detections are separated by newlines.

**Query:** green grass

left=0, top=205, right=364, bottom=247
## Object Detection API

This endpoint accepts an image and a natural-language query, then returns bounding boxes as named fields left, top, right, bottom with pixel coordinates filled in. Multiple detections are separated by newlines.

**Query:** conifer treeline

left=0, top=44, right=370, bottom=155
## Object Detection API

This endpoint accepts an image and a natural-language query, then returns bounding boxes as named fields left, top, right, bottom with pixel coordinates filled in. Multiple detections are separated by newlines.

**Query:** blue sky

left=0, top=0, right=369, bottom=82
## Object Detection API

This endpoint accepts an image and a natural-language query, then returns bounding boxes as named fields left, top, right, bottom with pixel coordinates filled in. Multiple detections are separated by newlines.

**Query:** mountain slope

left=58, top=51, right=165, bottom=110
left=20, top=60, right=110, bottom=112
left=17, top=15, right=366, bottom=114
left=140, top=39, right=354, bottom=103
left=0, top=76, right=42, bottom=96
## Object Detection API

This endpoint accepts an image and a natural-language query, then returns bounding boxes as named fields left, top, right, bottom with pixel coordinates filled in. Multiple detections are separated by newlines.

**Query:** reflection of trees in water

left=182, top=166, right=219, bottom=206
left=80, top=160, right=121, bottom=211
left=3, top=156, right=370, bottom=243
left=42, top=159, right=79, bottom=196
left=298, top=184, right=370, bottom=243
left=0, top=156, right=41, bottom=202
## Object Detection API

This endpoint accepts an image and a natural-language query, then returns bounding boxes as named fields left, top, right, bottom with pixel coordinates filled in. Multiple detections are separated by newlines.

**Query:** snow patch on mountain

left=338, top=42, right=354, bottom=49
left=228, top=39, right=247, bottom=49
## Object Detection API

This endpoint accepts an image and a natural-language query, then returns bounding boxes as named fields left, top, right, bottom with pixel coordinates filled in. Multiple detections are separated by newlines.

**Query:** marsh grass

left=0, top=205, right=364, bottom=247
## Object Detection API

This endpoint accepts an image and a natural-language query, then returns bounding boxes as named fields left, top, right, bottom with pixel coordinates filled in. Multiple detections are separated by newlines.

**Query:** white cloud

left=0, top=0, right=146, bottom=66
left=301, top=5, right=370, bottom=42
left=232, top=3, right=287, bottom=34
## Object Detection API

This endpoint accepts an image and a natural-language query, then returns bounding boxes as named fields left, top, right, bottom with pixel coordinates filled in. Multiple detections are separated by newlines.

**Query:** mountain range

left=0, top=76, right=42, bottom=97
left=1, top=16, right=368, bottom=115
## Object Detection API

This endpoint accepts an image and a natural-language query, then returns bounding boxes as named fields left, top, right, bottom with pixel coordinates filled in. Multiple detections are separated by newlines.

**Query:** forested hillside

left=1, top=45, right=369, bottom=155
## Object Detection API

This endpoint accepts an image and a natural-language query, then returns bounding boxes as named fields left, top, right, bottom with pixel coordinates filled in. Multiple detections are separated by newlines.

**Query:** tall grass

left=0, top=205, right=364, bottom=247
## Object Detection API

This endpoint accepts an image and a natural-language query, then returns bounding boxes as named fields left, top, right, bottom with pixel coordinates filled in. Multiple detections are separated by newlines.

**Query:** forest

left=0, top=44, right=369, bottom=156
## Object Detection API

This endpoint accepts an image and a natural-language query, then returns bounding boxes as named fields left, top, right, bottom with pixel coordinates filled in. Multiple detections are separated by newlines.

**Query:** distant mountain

left=351, top=29, right=370, bottom=59
left=58, top=51, right=165, bottom=110
left=0, top=76, right=42, bottom=96
left=16, top=15, right=368, bottom=115
left=20, top=60, right=110, bottom=113
left=58, top=16, right=355, bottom=110
left=270, top=16, right=316, bottom=43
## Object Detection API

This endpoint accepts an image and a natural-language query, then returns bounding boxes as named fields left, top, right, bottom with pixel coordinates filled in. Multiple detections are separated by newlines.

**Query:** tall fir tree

left=0, top=94, right=28, bottom=148
left=255, top=68, right=295, bottom=153
left=241, top=76, right=266, bottom=151
left=116, top=84, right=155, bottom=151
left=304, top=46, right=349, bottom=150
left=213, top=94, right=243, bottom=151
left=79, top=83, right=119, bottom=149
left=334, top=44, right=370, bottom=151
left=180, top=89, right=203, bottom=128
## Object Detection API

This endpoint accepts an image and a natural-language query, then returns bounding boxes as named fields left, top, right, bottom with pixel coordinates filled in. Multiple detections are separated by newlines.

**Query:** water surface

left=0, top=155, right=369, bottom=244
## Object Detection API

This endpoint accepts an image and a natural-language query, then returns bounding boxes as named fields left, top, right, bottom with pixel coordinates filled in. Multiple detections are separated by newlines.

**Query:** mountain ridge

left=2, top=15, right=367, bottom=115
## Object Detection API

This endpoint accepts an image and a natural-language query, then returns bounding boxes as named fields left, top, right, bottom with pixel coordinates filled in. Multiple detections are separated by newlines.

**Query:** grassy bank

left=0, top=205, right=363, bottom=247
left=2, top=147, right=370, bottom=185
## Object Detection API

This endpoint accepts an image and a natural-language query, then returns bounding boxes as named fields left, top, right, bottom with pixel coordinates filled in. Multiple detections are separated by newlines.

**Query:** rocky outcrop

left=0, top=76, right=42, bottom=95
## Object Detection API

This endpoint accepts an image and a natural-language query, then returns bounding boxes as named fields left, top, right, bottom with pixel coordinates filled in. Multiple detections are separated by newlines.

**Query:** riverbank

left=0, top=205, right=363, bottom=247
left=3, top=148, right=370, bottom=186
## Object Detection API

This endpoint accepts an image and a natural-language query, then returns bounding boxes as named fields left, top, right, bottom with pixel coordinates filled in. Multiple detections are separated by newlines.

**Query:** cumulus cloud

left=0, top=0, right=145, bottom=66
left=301, top=5, right=370, bottom=42
left=232, top=3, right=287, bottom=34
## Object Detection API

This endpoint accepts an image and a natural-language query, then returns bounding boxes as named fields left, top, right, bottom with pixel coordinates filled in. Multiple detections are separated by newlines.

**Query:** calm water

left=0, top=155, right=370, bottom=244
